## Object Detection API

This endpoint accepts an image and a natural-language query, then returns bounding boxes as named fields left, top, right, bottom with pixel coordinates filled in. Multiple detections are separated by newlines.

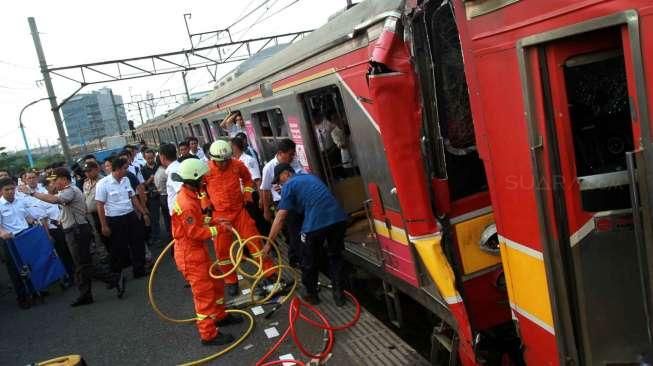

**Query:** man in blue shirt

left=265, top=163, right=347, bottom=306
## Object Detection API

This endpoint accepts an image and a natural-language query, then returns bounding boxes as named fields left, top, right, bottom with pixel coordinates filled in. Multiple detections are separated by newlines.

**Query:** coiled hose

left=148, top=227, right=360, bottom=365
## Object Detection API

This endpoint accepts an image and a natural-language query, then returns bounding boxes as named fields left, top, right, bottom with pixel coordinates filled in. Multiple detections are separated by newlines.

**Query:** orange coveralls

left=172, top=185, right=226, bottom=341
left=205, top=159, right=275, bottom=285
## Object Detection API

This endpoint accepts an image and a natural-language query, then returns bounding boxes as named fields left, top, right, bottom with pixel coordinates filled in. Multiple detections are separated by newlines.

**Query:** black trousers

left=246, top=191, right=270, bottom=236
left=64, top=223, right=93, bottom=298
left=0, top=238, right=27, bottom=298
left=107, top=211, right=146, bottom=276
left=147, top=194, right=162, bottom=242
left=285, top=210, right=303, bottom=266
left=301, top=221, right=346, bottom=294
left=49, top=227, right=75, bottom=277
left=160, top=195, right=171, bottom=238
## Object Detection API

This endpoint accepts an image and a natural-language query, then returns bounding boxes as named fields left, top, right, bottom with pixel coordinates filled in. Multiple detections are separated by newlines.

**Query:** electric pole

left=28, top=17, right=73, bottom=166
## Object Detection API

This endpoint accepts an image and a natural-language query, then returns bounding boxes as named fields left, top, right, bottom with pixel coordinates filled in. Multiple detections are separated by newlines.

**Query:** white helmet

left=209, top=140, right=232, bottom=161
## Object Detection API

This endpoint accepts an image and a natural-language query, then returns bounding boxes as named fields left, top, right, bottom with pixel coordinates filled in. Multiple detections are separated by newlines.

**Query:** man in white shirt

left=260, top=139, right=306, bottom=219
left=231, top=136, right=267, bottom=235
left=311, top=110, right=337, bottom=153
left=95, top=156, right=150, bottom=298
left=260, top=139, right=306, bottom=267
left=16, top=171, right=49, bottom=227
left=131, top=142, right=147, bottom=168
left=158, top=143, right=182, bottom=220
left=220, top=111, right=246, bottom=137
left=232, top=137, right=261, bottom=184
left=0, top=177, right=35, bottom=308
left=187, top=136, right=206, bottom=161
left=120, top=148, right=145, bottom=184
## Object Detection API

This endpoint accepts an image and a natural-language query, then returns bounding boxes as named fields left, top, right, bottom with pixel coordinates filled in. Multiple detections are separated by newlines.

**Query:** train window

left=252, top=111, right=274, bottom=137
left=564, top=50, right=633, bottom=211
left=270, top=108, right=289, bottom=137
left=212, top=120, right=224, bottom=137
left=174, top=126, right=183, bottom=142
left=428, top=3, right=487, bottom=200
left=192, top=124, right=204, bottom=142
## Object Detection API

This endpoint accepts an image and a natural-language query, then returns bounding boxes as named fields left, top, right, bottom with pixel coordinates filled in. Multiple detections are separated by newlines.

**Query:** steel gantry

left=28, top=15, right=311, bottom=164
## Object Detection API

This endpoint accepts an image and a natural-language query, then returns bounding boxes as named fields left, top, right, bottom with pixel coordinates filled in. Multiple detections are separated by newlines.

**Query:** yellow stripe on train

left=499, top=236, right=554, bottom=333
left=374, top=219, right=409, bottom=246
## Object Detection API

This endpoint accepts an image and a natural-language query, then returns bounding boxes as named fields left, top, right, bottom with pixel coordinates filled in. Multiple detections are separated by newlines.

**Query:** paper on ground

left=279, top=353, right=295, bottom=366
left=251, top=306, right=264, bottom=315
left=264, top=327, right=280, bottom=338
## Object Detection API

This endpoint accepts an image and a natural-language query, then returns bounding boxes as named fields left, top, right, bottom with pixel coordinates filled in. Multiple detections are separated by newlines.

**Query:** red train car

left=134, top=0, right=653, bottom=364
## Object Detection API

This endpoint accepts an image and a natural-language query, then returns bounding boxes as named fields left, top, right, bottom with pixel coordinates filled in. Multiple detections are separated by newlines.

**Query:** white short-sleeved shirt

left=133, top=152, right=146, bottom=167
left=228, top=124, right=245, bottom=138
left=95, top=175, right=135, bottom=217
left=128, top=163, right=145, bottom=184
left=154, top=166, right=168, bottom=195
left=165, top=160, right=182, bottom=215
left=194, top=148, right=206, bottom=161
left=239, top=153, right=261, bottom=181
left=260, top=156, right=306, bottom=202
left=45, top=203, right=60, bottom=229
left=0, top=197, right=30, bottom=235
left=16, top=189, right=49, bottom=220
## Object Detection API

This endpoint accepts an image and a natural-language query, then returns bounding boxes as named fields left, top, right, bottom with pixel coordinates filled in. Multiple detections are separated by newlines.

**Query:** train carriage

left=134, top=0, right=653, bottom=364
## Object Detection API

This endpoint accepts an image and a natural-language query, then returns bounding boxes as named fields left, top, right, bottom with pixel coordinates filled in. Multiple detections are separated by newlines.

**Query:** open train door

left=518, top=12, right=653, bottom=365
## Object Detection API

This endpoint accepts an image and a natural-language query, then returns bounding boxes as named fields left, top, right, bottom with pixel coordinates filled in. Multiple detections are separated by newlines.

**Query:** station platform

left=0, top=243, right=429, bottom=365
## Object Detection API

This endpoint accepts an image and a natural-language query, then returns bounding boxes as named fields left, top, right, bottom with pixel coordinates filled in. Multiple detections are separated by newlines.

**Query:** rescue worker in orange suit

left=205, top=140, right=276, bottom=297
left=170, top=158, right=243, bottom=345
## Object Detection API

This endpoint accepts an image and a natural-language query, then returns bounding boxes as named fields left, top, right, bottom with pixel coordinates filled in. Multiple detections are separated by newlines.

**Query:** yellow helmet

left=171, top=158, right=208, bottom=183
left=209, top=139, right=232, bottom=161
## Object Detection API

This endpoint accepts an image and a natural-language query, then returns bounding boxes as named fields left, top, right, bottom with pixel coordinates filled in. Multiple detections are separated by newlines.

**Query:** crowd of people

left=0, top=123, right=350, bottom=345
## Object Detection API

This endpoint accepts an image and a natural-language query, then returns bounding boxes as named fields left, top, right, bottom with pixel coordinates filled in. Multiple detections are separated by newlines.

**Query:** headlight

left=479, top=223, right=499, bottom=255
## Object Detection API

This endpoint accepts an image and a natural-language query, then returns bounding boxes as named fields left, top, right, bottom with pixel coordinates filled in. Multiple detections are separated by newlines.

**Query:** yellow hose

left=147, top=228, right=298, bottom=365
left=147, top=240, right=195, bottom=324
left=178, top=309, right=254, bottom=366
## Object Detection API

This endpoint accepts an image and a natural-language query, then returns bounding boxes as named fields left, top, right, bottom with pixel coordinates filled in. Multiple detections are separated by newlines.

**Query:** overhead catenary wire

left=225, top=0, right=274, bottom=30
left=232, top=0, right=281, bottom=41
left=256, top=0, right=303, bottom=27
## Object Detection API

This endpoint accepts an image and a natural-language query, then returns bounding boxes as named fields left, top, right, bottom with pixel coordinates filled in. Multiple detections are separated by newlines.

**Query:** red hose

left=256, top=291, right=361, bottom=366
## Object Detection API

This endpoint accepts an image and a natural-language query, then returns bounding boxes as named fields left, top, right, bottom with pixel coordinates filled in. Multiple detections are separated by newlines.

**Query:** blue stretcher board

left=10, top=226, right=67, bottom=291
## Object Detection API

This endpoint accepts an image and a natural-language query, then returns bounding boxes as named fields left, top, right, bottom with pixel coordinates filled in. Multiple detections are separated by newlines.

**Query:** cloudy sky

left=0, top=0, right=347, bottom=152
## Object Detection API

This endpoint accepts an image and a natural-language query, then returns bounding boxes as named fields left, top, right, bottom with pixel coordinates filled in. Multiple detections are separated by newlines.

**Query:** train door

left=299, top=86, right=375, bottom=258
left=533, top=26, right=653, bottom=364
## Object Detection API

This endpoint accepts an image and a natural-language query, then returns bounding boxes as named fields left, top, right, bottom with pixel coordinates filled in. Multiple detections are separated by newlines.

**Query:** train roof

left=143, top=0, right=403, bottom=127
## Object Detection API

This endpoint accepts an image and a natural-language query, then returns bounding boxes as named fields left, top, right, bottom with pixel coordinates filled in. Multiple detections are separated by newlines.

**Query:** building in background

left=61, top=87, right=128, bottom=147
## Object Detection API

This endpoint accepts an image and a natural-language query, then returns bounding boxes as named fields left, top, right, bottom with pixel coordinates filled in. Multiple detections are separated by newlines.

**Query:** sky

left=0, top=0, right=348, bottom=152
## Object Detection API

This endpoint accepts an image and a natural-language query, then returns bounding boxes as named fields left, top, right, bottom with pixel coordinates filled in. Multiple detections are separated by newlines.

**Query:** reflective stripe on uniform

left=172, top=201, right=182, bottom=215
left=209, top=226, right=218, bottom=237
left=204, top=216, right=212, bottom=224
left=216, top=298, right=224, bottom=305
left=196, top=313, right=209, bottom=320
left=243, top=187, right=255, bottom=193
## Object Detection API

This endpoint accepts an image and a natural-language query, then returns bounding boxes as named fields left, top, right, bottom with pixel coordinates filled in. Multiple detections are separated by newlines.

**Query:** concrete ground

left=0, top=243, right=429, bottom=366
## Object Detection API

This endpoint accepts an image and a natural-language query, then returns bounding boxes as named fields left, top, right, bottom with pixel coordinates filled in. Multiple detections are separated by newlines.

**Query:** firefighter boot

left=215, top=313, right=244, bottom=327
left=201, top=332, right=235, bottom=346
